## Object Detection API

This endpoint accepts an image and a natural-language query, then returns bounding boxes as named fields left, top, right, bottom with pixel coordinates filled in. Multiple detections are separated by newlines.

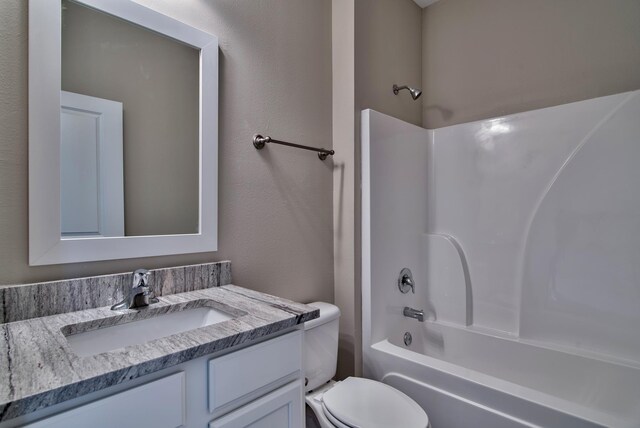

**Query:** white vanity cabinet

left=208, top=330, right=302, bottom=417
left=9, top=330, right=304, bottom=428
left=209, top=381, right=302, bottom=428
left=207, top=331, right=303, bottom=428
left=24, top=373, right=187, bottom=428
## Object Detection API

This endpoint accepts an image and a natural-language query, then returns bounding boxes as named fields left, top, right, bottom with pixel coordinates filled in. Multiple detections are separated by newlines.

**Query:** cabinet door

left=24, top=372, right=185, bottom=428
left=208, top=330, right=302, bottom=416
left=209, top=381, right=303, bottom=428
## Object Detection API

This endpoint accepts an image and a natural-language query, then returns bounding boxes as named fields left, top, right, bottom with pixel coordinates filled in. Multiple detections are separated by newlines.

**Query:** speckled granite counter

left=0, top=283, right=319, bottom=421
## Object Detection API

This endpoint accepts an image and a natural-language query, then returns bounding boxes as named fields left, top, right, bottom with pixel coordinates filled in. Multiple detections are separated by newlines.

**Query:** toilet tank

left=304, top=302, right=340, bottom=393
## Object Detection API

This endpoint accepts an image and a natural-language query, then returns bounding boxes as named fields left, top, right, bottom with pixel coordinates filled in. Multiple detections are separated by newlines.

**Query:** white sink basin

left=65, top=306, right=233, bottom=357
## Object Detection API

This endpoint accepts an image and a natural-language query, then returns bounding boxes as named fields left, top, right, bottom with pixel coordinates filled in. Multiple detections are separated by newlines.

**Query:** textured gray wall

left=0, top=0, right=333, bottom=306
left=341, top=0, right=422, bottom=378
left=422, top=0, right=640, bottom=128
left=356, top=0, right=423, bottom=127
left=332, top=0, right=357, bottom=380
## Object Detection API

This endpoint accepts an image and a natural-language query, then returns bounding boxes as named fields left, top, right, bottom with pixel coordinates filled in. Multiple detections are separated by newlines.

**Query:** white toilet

left=304, top=302, right=430, bottom=428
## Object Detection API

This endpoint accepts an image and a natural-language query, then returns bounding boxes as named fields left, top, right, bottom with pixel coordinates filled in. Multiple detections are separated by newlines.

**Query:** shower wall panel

left=366, top=89, right=640, bottom=363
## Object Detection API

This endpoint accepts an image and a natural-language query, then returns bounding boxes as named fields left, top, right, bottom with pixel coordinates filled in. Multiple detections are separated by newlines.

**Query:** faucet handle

left=402, top=274, right=414, bottom=287
left=134, top=269, right=158, bottom=304
left=398, top=268, right=415, bottom=294
left=111, top=269, right=156, bottom=310
left=132, top=269, right=149, bottom=288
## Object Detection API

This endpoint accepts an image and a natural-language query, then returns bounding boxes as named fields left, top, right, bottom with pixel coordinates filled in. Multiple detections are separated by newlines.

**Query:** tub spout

left=403, top=307, right=424, bottom=322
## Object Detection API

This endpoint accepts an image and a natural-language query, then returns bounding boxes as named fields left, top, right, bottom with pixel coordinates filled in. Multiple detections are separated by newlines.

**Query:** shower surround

left=362, top=90, right=640, bottom=427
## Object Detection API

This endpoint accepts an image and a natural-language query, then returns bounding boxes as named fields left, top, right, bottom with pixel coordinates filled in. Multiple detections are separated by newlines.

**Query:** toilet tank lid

left=304, top=301, right=340, bottom=330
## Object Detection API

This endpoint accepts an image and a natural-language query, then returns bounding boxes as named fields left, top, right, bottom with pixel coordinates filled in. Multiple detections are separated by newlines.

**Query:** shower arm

left=393, top=85, right=409, bottom=95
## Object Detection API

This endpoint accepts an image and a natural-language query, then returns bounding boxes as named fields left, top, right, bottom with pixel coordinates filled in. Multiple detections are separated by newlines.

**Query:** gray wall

left=0, top=0, right=334, bottom=306
left=356, top=0, right=423, bottom=127
left=422, top=0, right=640, bottom=128
left=338, top=0, right=422, bottom=378
left=62, top=0, right=199, bottom=236
left=332, top=0, right=357, bottom=380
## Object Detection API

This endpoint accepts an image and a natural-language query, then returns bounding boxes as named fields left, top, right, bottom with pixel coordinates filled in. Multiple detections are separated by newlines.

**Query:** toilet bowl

left=304, top=302, right=429, bottom=428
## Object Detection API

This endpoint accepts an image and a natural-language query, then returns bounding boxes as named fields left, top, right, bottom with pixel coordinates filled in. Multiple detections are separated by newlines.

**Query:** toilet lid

left=321, top=377, right=429, bottom=428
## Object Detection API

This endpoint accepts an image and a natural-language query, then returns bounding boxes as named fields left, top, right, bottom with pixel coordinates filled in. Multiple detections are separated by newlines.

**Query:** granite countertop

left=0, top=284, right=319, bottom=421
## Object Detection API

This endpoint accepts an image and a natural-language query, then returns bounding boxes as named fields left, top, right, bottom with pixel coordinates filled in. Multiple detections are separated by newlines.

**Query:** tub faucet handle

left=398, top=268, right=415, bottom=294
left=403, top=275, right=414, bottom=288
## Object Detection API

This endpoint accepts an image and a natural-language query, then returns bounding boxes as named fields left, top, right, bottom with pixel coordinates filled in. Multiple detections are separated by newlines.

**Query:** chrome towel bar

left=253, top=134, right=335, bottom=160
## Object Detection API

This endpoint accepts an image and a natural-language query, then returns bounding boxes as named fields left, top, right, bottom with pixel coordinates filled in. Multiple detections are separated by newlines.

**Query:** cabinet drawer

left=208, top=330, right=302, bottom=415
left=209, top=381, right=303, bottom=428
left=25, top=372, right=185, bottom=428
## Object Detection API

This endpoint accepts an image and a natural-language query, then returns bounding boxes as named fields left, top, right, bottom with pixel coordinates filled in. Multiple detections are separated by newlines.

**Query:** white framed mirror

left=29, top=0, right=218, bottom=265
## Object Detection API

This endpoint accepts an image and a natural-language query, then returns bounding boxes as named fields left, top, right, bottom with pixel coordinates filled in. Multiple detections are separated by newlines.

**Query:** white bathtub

left=361, top=96, right=640, bottom=428
left=364, top=318, right=640, bottom=428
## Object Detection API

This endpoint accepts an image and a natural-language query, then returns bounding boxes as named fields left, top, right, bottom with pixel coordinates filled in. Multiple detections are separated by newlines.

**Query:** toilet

left=304, top=302, right=430, bottom=428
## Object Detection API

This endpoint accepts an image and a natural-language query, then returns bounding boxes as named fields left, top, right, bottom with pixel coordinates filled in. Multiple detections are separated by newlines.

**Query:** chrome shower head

left=393, top=84, right=422, bottom=100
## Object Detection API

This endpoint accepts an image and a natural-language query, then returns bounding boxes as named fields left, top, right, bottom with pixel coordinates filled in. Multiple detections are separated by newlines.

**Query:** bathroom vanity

left=11, top=332, right=304, bottom=428
left=0, top=262, right=319, bottom=428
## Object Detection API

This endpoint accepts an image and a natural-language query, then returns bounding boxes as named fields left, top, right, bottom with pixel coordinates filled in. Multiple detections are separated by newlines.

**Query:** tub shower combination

left=361, top=91, right=640, bottom=428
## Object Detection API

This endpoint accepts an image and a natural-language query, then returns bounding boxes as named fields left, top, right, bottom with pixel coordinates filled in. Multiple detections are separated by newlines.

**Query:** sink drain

left=403, top=332, right=412, bottom=346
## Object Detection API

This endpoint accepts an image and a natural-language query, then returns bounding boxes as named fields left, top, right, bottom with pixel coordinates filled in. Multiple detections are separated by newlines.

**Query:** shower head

left=393, top=84, right=422, bottom=100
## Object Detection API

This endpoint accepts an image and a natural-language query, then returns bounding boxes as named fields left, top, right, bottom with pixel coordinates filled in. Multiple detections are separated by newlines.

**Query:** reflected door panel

left=60, top=90, right=124, bottom=237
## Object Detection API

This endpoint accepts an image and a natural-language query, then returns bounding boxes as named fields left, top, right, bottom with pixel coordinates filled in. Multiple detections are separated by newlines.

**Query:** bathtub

left=364, top=318, right=640, bottom=428
left=361, top=97, right=640, bottom=428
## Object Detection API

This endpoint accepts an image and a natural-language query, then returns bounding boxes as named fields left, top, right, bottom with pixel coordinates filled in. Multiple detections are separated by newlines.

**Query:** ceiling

left=413, top=0, right=440, bottom=7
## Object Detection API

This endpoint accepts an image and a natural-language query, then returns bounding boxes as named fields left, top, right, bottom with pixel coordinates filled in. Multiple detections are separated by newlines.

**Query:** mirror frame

left=29, top=0, right=218, bottom=265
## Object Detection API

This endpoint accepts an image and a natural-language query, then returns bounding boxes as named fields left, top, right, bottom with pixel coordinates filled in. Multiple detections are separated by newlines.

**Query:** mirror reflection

left=60, top=0, right=199, bottom=238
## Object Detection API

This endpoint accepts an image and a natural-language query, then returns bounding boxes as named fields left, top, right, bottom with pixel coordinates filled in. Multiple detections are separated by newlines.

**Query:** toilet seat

left=320, top=377, right=429, bottom=428
left=321, top=402, right=352, bottom=428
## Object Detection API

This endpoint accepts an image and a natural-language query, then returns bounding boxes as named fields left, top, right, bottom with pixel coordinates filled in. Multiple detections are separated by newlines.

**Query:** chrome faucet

left=403, top=307, right=424, bottom=322
left=111, top=269, right=159, bottom=310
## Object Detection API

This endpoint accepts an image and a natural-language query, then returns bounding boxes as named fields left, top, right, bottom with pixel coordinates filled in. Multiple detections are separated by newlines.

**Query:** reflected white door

left=60, top=91, right=124, bottom=237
